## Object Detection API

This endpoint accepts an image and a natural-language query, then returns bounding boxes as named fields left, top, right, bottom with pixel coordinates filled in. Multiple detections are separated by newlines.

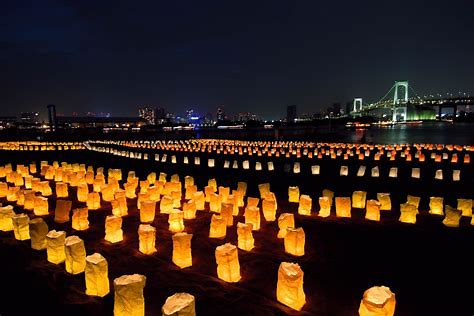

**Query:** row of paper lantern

left=0, top=141, right=84, bottom=151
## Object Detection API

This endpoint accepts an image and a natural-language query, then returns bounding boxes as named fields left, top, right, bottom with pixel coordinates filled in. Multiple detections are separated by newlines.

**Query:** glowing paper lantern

left=160, top=195, right=174, bottom=214
left=54, top=199, right=72, bottom=223
left=288, top=186, right=300, bottom=203
left=352, top=191, right=367, bottom=209
left=411, top=168, right=420, bottom=179
left=77, top=183, right=88, bottom=202
left=29, top=218, right=48, bottom=250
left=112, top=197, right=128, bottom=217
left=0, top=205, right=15, bottom=231
left=357, top=166, right=366, bottom=177
left=105, top=215, right=123, bottom=243
left=208, top=178, right=217, bottom=191
left=284, top=227, right=305, bottom=256
left=311, top=165, right=320, bottom=175
left=406, top=195, right=420, bottom=210
left=162, top=292, right=196, bottom=316
left=215, top=243, right=241, bottom=282
left=172, top=232, right=193, bottom=268
left=183, top=200, right=197, bottom=219
left=12, top=213, right=30, bottom=240
left=268, top=161, right=274, bottom=171
left=34, top=196, right=49, bottom=216
left=258, top=183, right=270, bottom=198
left=457, top=199, right=472, bottom=217
left=435, top=169, right=443, bottom=180
left=293, top=162, right=300, bottom=173
left=140, top=200, right=156, bottom=223
left=85, top=253, right=110, bottom=297
left=278, top=213, right=294, bottom=238
left=244, top=206, right=261, bottom=230
left=65, top=235, right=86, bottom=274
left=46, top=230, right=66, bottom=264
left=399, top=203, right=418, bottom=224
left=72, top=207, right=89, bottom=231
left=184, top=176, right=194, bottom=188
left=453, top=170, right=460, bottom=181
left=185, top=185, right=197, bottom=200
left=237, top=222, right=254, bottom=251
left=87, top=192, right=101, bottom=210
left=389, top=167, right=398, bottom=178
left=56, top=182, right=69, bottom=198
left=0, top=182, right=8, bottom=198
left=262, top=198, right=277, bottom=221
left=221, top=203, right=234, bottom=226
left=138, top=224, right=156, bottom=255
left=277, top=262, right=306, bottom=311
left=429, top=197, right=444, bottom=215
left=298, top=195, right=312, bottom=216
left=318, top=197, right=331, bottom=217
left=442, top=205, right=462, bottom=228
left=192, top=192, right=205, bottom=210
left=113, top=274, right=146, bottom=316
left=210, top=193, right=222, bottom=213
left=247, top=197, right=259, bottom=207
left=243, top=160, right=250, bottom=169
left=171, top=190, right=182, bottom=208
left=371, top=166, right=379, bottom=177
left=358, top=286, right=396, bottom=316
left=365, top=200, right=381, bottom=221
left=237, top=182, right=247, bottom=196
left=124, top=183, right=137, bottom=199
left=335, top=197, right=351, bottom=218
left=209, top=214, right=227, bottom=238
left=377, top=193, right=391, bottom=211
left=340, top=165, right=349, bottom=176
left=168, top=209, right=185, bottom=233
left=322, top=189, right=334, bottom=206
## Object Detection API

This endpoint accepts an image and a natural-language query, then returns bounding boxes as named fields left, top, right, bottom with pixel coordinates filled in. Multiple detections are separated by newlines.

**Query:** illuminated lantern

left=138, top=224, right=156, bottom=255
left=243, top=160, right=250, bottom=169
left=183, top=200, right=197, bottom=219
left=357, top=166, right=366, bottom=177
left=124, top=183, right=137, bottom=199
left=185, top=185, right=197, bottom=200
left=221, top=203, right=234, bottom=226
left=322, top=189, right=334, bottom=206
left=209, top=214, right=227, bottom=238
left=208, top=178, right=217, bottom=191
left=172, top=232, right=193, bottom=268
left=29, top=218, right=48, bottom=250
left=64, top=235, right=86, bottom=274
left=277, top=262, right=306, bottom=311
left=112, top=197, right=128, bottom=217
left=247, top=197, right=259, bottom=207
left=147, top=172, right=157, bottom=184
left=435, top=169, right=443, bottom=180
left=288, top=186, right=300, bottom=203
left=169, top=209, right=185, bottom=233
left=72, top=207, right=89, bottom=231
left=184, top=176, right=194, bottom=188
left=101, top=184, right=115, bottom=202
left=46, top=230, right=66, bottom=264
left=371, top=166, right=379, bottom=177
left=87, top=192, right=101, bottom=210
left=255, top=161, right=262, bottom=171
left=0, top=182, right=8, bottom=197
left=457, top=199, right=472, bottom=217
left=54, top=199, right=72, bottom=223
left=258, top=183, right=270, bottom=198
left=34, top=196, right=49, bottom=216
left=24, top=175, right=33, bottom=189
left=105, top=215, right=123, bottom=243
left=237, top=182, right=247, bottom=196
left=85, top=253, right=110, bottom=297
left=0, top=205, right=15, bottom=231
left=160, top=195, right=174, bottom=214
left=262, top=198, right=277, bottom=221
left=406, top=195, right=420, bottom=210
left=268, top=161, right=274, bottom=171
left=399, top=203, right=418, bottom=224
left=411, top=168, right=420, bottom=179
left=12, top=213, right=30, bottom=240
left=244, top=206, right=261, bottom=230
left=39, top=181, right=52, bottom=196
left=140, top=200, right=156, bottom=223
left=204, top=186, right=214, bottom=202
left=365, top=200, right=381, bottom=221
left=237, top=222, right=254, bottom=251
left=140, top=180, right=150, bottom=194
left=293, top=162, right=300, bottom=173
left=311, top=165, right=320, bottom=175
left=298, top=195, right=312, bottom=216
left=376, top=193, right=391, bottom=211
left=359, top=286, right=396, bottom=316
left=335, top=197, right=351, bottom=218
left=210, top=193, right=222, bottom=213
left=389, top=167, right=398, bottom=178
left=277, top=213, right=294, bottom=238
left=215, top=243, right=241, bottom=283
left=452, top=170, right=460, bottom=181
left=113, top=274, right=146, bottom=316
left=192, top=192, right=205, bottom=210
left=340, top=165, right=349, bottom=176
left=429, top=197, right=444, bottom=215
left=162, top=292, right=196, bottom=316
left=218, top=186, right=230, bottom=201
left=318, top=197, right=331, bottom=217
left=56, top=182, right=69, bottom=198
left=284, top=227, right=305, bottom=256
left=7, top=186, right=19, bottom=202
left=171, top=190, right=181, bottom=208
left=137, top=192, right=150, bottom=210
left=442, top=205, right=462, bottom=228
left=77, top=183, right=89, bottom=202
left=159, top=172, right=167, bottom=182
left=352, top=191, right=367, bottom=209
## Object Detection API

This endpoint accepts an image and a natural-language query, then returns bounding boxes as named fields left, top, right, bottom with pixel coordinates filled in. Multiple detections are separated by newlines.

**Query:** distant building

left=286, top=105, right=297, bottom=122
left=19, top=112, right=40, bottom=124
left=57, top=116, right=146, bottom=130
left=47, top=104, right=57, bottom=131
left=237, top=112, right=259, bottom=122
left=138, top=106, right=157, bottom=125
left=0, top=116, right=16, bottom=129
left=216, top=106, right=225, bottom=121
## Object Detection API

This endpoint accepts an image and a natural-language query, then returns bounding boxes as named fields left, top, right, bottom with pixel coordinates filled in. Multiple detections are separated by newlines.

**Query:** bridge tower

left=392, top=81, right=409, bottom=121
left=353, top=98, right=363, bottom=112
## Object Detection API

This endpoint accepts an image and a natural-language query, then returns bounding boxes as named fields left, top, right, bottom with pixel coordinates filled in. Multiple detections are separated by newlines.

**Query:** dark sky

left=1, top=0, right=473, bottom=119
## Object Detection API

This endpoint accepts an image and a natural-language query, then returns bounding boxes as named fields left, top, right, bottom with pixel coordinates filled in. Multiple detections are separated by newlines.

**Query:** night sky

left=1, top=0, right=474, bottom=119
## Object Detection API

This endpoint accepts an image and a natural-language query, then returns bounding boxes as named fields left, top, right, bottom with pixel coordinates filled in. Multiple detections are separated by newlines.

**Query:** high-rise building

left=216, top=106, right=225, bottom=121
left=286, top=105, right=297, bottom=122
left=47, top=104, right=57, bottom=131
left=138, top=106, right=156, bottom=125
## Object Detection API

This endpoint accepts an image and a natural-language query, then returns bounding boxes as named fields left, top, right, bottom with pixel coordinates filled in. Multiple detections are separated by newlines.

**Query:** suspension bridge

left=351, top=81, right=474, bottom=121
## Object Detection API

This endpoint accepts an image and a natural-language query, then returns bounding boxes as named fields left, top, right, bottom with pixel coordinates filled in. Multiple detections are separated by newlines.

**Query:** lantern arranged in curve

left=168, top=209, right=185, bottom=233
left=54, top=199, right=72, bottom=223
left=399, top=203, right=418, bottom=224
left=105, top=215, right=123, bottom=243
left=318, top=197, right=331, bottom=217
left=262, top=198, right=277, bottom=222
left=172, top=232, right=193, bottom=268
left=29, top=217, right=48, bottom=250
left=429, top=197, right=444, bottom=215
left=72, top=207, right=89, bottom=231
left=65, top=235, right=86, bottom=274
left=237, top=222, right=254, bottom=251
left=377, top=193, right=392, bottom=211
left=298, top=195, right=312, bottom=216
left=277, top=213, right=295, bottom=238
left=34, top=196, right=49, bottom=216
left=209, top=214, right=227, bottom=238
left=277, top=262, right=306, bottom=311
left=12, top=213, right=30, bottom=240
left=113, top=274, right=146, bottom=316
left=442, top=205, right=462, bottom=228
left=284, top=227, right=305, bottom=257
left=335, top=197, right=351, bottom=218
left=183, top=200, right=197, bottom=219
left=162, top=292, right=196, bottom=316
left=365, top=200, right=381, bottom=222
left=138, top=224, right=156, bottom=255
left=140, top=200, right=156, bottom=223
left=0, top=205, right=15, bottom=231
left=85, top=253, right=110, bottom=297
left=46, top=230, right=66, bottom=264
left=352, top=191, right=367, bottom=209
left=457, top=199, right=472, bottom=217
left=358, top=285, right=396, bottom=316
left=215, top=243, right=241, bottom=283
left=288, top=186, right=300, bottom=203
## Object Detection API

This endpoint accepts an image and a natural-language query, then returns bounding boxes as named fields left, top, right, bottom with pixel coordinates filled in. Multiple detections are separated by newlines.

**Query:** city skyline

left=2, top=1, right=474, bottom=119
